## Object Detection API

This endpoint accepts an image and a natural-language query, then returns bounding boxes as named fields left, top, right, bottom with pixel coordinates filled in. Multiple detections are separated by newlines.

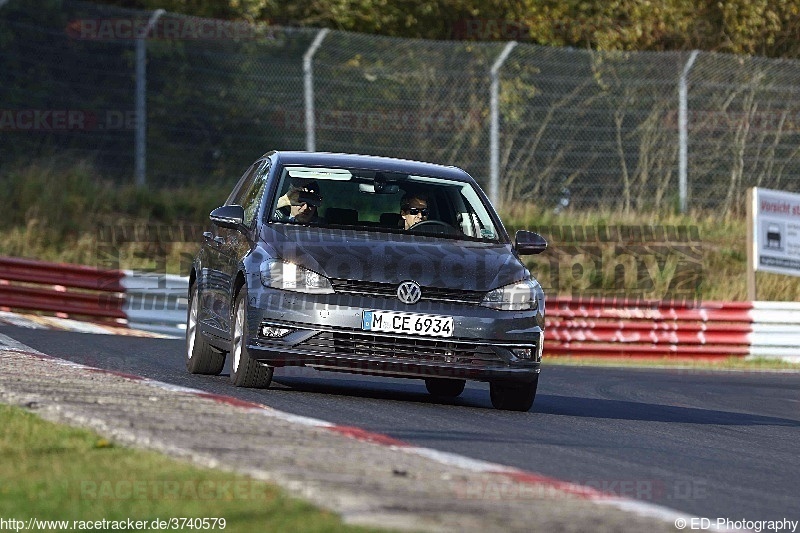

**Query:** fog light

left=512, top=347, right=534, bottom=360
left=260, top=325, right=291, bottom=338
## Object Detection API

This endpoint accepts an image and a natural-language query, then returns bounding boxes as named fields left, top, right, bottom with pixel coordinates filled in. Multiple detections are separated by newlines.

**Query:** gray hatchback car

left=187, top=151, right=547, bottom=411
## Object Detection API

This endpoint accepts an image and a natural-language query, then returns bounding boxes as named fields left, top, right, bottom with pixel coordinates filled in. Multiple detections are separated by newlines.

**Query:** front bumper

left=244, top=284, right=543, bottom=383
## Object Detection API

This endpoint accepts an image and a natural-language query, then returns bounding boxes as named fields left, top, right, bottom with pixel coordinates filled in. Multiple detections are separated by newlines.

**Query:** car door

left=215, top=159, right=271, bottom=335
left=200, top=160, right=264, bottom=338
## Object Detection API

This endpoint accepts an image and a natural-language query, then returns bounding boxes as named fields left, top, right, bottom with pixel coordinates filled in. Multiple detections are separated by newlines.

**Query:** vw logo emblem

left=397, top=281, right=422, bottom=304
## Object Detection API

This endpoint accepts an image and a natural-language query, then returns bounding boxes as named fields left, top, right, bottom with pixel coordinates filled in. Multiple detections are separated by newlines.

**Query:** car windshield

left=269, top=165, right=504, bottom=243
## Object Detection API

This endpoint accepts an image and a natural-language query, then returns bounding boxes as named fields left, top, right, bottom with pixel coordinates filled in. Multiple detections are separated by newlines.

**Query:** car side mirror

left=514, top=230, right=547, bottom=255
left=210, top=205, right=245, bottom=230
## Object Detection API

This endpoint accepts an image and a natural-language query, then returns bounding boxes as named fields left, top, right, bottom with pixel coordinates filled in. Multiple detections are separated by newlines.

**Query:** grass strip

left=0, top=404, right=380, bottom=532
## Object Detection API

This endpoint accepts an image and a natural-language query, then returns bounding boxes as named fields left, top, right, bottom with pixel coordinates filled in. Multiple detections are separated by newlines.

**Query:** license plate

left=362, top=310, right=454, bottom=338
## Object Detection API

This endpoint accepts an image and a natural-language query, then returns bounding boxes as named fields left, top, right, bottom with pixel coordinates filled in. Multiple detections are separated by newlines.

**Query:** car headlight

left=481, top=279, right=540, bottom=311
left=259, top=259, right=333, bottom=294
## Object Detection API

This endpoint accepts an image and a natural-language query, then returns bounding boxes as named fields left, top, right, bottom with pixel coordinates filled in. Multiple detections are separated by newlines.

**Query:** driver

left=400, top=192, right=429, bottom=230
left=275, top=180, right=322, bottom=224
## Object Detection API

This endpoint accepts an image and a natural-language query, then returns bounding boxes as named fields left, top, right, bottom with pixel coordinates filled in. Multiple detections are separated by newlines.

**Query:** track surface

left=3, top=325, right=799, bottom=523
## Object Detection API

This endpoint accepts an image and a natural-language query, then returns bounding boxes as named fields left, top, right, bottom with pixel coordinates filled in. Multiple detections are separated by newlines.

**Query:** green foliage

left=715, top=0, right=800, bottom=56
left=502, top=203, right=800, bottom=302
left=0, top=158, right=229, bottom=266
left=2, top=159, right=109, bottom=232
left=93, top=0, right=800, bottom=58
left=0, top=158, right=228, bottom=233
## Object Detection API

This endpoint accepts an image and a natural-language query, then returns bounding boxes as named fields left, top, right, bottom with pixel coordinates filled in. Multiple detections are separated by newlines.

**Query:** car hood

left=261, top=225, right=529, bottom=291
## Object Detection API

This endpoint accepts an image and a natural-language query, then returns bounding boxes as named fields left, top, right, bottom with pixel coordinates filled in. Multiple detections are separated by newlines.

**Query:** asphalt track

left=3, top=325, right=799, bottom=525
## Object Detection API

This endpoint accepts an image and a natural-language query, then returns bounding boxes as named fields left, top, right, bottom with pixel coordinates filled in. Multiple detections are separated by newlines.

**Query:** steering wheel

left=408, top=219, right=460, bottom=235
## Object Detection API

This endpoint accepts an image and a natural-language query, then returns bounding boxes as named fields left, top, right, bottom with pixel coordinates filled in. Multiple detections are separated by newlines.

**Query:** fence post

left=134, top=9, right=165, bottom=187
left=678, top=50, right=699, bottom=213
left=490, top=41, right=517, bottom=209
left=303, top=29, right=330, bottom=153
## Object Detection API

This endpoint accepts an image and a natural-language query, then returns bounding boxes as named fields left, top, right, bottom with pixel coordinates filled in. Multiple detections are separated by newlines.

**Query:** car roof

left=264, top=151, right=475, bottom=183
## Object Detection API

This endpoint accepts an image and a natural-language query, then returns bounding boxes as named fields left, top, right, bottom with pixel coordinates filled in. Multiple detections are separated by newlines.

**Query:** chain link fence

left=3, top=0, right=800, bottom=212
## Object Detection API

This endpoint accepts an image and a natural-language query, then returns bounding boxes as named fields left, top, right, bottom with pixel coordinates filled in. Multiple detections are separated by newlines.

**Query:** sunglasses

left=406, top=207, right=429, bottom=216
left=292, top=190, right=321, bottom=207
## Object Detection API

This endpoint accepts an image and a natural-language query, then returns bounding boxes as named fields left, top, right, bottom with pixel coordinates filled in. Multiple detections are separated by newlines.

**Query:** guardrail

left=547, top=297, right=753, bottom=359
left=547, top=298, right=800, bottom=360
left=0, top=256, right=127, bottom=325
left=2, top=256, right=799, bottom=357
left=121, top=271, right=188, bottom=336
left=747, top=302, right=800, bottom=359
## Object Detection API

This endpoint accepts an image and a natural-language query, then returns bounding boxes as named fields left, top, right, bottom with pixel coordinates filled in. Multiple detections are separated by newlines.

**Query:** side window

left=241, top=162, right=270, bottom=227
left=226, top=161, right=264, bottom=207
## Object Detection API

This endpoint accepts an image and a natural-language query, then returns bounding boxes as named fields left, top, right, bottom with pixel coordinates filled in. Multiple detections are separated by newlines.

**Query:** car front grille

left=296, top=330, right=505, bottom=367
left=330, top=279, right=485, bottom=305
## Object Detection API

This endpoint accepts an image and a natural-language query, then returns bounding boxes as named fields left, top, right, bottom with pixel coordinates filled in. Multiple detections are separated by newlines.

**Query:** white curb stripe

left=404, top=446, right=517, bottom=473
left=0, top=312, right=48, bottom=329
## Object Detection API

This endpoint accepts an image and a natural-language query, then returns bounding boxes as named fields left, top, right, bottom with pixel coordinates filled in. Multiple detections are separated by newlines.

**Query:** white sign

left=751, top=187, right=800, bottom=276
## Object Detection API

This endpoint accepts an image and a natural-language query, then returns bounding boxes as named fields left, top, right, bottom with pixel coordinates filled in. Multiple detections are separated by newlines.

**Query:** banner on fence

left=747, top=187, right=800, bottom=298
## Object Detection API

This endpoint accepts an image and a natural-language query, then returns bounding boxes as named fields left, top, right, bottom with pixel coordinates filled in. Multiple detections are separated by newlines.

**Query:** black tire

left=425, top=378, right=466, bottom=398
left=230, top=286, right=273, bottom=388
left=489, top=375, right=539, bottom=412
left=186, top=284, right=225, bottom=375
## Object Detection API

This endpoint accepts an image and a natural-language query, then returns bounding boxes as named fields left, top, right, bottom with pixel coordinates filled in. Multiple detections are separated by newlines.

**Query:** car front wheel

left=230, top=286, right=273, bottom=388
left=186, top=284, right=225, bottom=375
left=490, top=375, right=538, bottom=411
